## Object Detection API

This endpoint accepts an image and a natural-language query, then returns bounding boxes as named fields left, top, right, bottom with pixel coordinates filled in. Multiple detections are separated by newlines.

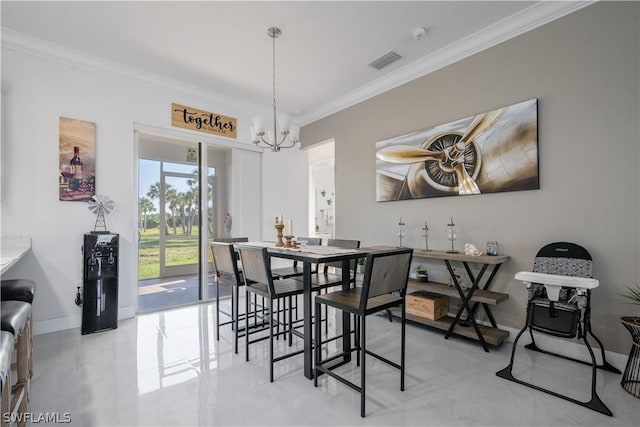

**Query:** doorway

left=137, top=134, right=230, bottom=313
left=308, top=140, right=335, bottom=239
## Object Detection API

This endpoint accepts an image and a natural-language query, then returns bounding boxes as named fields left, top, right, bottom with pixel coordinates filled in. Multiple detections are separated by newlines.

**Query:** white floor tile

left=25, top=301, right=639, bottom=426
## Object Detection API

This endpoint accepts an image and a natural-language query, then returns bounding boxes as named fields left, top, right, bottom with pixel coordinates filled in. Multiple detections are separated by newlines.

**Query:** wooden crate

left=406, top=291, right=448, bottom=320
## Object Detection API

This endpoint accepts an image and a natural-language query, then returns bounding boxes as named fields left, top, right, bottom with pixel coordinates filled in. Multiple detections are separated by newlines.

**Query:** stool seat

left=0, top=331, right=14, bottom=394
left=1, top=279, right=36, bottom=304
left=0, top=301, right=31, bottom=337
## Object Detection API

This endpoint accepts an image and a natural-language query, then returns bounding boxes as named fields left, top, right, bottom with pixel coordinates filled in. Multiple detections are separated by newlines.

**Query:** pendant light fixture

left=250, top=27, right=300, bottom=152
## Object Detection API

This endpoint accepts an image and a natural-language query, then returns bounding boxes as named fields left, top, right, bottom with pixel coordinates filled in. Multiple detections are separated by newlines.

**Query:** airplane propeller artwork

left=376, top=108, right=505, bottom=195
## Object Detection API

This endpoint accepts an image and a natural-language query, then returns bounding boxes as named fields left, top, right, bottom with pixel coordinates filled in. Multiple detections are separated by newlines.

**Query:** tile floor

left=29, top=301, right=638, bottom=426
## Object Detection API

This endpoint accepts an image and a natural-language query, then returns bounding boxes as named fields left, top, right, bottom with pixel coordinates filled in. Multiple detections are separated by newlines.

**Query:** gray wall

left=300, top=2, right=639, bottom=354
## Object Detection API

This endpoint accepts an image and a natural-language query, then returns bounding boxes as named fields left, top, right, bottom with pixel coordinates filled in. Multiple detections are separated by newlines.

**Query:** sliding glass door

left=137, top=135, right=229, bottom=313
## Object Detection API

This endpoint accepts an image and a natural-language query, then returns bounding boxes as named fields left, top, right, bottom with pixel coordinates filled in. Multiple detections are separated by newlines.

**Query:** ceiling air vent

left=368, top=50, right=402, bottom=70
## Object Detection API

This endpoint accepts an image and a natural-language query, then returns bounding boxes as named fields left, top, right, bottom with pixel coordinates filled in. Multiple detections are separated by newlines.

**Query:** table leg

left=469, top=264, right=502, bottom=327
left=341, top=259, right=352, bottom=363
left=444, top=260, right=490, bottom=352
left=303, top=261, right=313, bottom=379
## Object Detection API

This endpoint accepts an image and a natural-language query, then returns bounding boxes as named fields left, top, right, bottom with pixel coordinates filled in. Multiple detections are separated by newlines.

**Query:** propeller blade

left=376, top=145, right=445, bottom=164
left=453, top=163, right=480, bottom=195
left=459, top=108, right=505, bottom=145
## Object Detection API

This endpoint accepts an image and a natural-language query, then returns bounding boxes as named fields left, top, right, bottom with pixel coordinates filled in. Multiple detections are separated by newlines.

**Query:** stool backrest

left=360, top=248, right=413, bottom=308
left=237, top=246, right=275, bottom=293
left=298, top=236, right=322, bottom=245
left=211, top=242, right=241, bottom=284
left=290, top=237, right=322, bottom=272
left=325, top=239, right=360, bottom=272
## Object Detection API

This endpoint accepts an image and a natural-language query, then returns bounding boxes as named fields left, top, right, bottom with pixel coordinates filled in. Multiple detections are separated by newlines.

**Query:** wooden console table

left=392, top=249, right=510, bottom=352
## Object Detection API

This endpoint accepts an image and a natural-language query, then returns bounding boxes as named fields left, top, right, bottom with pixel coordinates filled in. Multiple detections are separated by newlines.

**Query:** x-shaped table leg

left=444, top=260, right=490, bottom=352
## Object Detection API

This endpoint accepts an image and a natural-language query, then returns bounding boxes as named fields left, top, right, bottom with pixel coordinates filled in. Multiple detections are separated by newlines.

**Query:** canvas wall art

left=59, top=117, right=96, bottom=201
left=375, top=98, right=538, bottom=201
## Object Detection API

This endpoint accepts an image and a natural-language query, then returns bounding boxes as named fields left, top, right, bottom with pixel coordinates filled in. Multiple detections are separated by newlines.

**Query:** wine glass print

left=60, top=164, right=75, bottom=192
left=59, top=117, right=96, bottom=202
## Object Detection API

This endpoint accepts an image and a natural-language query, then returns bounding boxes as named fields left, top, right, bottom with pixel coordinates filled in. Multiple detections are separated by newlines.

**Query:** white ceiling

left=1, top=1, right=589, bottom=123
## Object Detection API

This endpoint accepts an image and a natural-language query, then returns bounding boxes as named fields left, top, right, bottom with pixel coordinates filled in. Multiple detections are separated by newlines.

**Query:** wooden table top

left=412, top=248, right=510, bottom=265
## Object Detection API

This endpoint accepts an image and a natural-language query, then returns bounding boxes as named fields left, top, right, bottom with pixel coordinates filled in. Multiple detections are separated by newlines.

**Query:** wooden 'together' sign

left=171, top=103, right=237, bottom=138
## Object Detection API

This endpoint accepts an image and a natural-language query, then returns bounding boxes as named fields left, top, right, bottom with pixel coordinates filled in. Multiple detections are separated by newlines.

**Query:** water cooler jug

left=82, top=232, right=119, bottom=334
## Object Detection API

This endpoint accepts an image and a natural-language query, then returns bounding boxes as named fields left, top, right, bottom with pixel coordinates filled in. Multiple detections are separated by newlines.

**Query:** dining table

left=239, top=241, right=390, bottom=379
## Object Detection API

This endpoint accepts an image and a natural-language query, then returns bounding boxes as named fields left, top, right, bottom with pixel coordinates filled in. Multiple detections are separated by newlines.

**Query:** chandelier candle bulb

left=278, top=113, right=291, bottom=131
left=253, top=116, right=265, bottom=133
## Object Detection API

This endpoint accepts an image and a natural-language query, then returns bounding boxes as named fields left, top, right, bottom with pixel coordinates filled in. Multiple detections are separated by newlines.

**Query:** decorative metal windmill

left=88, top=194, right=114, bottom=232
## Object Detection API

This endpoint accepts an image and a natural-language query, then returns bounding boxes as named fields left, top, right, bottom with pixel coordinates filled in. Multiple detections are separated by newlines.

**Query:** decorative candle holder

left=275, top=223, right=285, bottom=247
left=283, top=235, right=294, bottom=248
left=421, top=221, right=431, bottom=252
left=447, top=216, right=458, bottom=253
left=398, top=218, right=406, bottom=247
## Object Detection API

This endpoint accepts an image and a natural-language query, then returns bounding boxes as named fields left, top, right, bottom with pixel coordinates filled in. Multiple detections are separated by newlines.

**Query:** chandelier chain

left=272, top=29, right=277, bottom=146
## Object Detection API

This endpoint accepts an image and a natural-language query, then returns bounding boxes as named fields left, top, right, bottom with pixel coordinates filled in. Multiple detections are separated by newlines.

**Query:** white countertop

left=0, top=237, right=32, bottom=275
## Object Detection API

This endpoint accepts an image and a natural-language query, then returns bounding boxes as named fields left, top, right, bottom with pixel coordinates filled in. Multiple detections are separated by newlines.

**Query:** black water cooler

left=82, top=232, right=119, bottom=334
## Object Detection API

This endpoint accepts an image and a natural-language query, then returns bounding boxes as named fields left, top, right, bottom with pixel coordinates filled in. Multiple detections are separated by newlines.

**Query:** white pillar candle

left=288, top=219, right=293, bottom=236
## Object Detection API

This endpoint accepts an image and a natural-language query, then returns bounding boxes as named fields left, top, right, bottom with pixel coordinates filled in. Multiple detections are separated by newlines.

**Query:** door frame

left=133, top=123, right=261, bottom=314
left=159, top=168, right=200, bottom=278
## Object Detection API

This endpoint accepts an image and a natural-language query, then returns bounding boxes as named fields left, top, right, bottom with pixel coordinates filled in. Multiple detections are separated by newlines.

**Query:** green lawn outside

left=138, top=227, right=213, bottom=280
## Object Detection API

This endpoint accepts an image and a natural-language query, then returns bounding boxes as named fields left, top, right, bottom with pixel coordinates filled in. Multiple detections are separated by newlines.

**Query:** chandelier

left=250, top=27, right=300, bottom=152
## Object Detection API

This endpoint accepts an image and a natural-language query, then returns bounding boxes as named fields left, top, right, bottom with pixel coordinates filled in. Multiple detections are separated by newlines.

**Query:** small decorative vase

left=416, top=273, right=428, bottom=283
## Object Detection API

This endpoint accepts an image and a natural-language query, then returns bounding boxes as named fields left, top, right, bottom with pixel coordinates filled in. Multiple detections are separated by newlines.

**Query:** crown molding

left=1, top=1, right=595, bottom=127
left=299, top=0, right=596, bottom=126
left=0, top=27, right=266, bottom=116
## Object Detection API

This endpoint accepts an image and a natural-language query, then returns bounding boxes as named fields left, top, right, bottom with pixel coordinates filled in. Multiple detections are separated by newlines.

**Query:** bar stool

left=237, top=245, right=306, bottom=382
left=314, top=247, right=413, bottom=417
left=1, top=331, right=15, bottom=427
left=1, top=279, right=35, bottom=379
left=1, top=279, right=36, bottom=305
left=0, top=300, right=32, bottom=407
left=1, top=331, right=26, bottom=427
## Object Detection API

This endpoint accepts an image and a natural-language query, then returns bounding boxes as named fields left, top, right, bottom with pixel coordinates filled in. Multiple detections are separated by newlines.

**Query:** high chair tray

left=515, top=271, right=599, bottom=289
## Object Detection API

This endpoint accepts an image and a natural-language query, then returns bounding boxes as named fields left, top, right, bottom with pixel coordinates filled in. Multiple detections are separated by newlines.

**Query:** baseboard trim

left=33, top=305, right=136, bottom=336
